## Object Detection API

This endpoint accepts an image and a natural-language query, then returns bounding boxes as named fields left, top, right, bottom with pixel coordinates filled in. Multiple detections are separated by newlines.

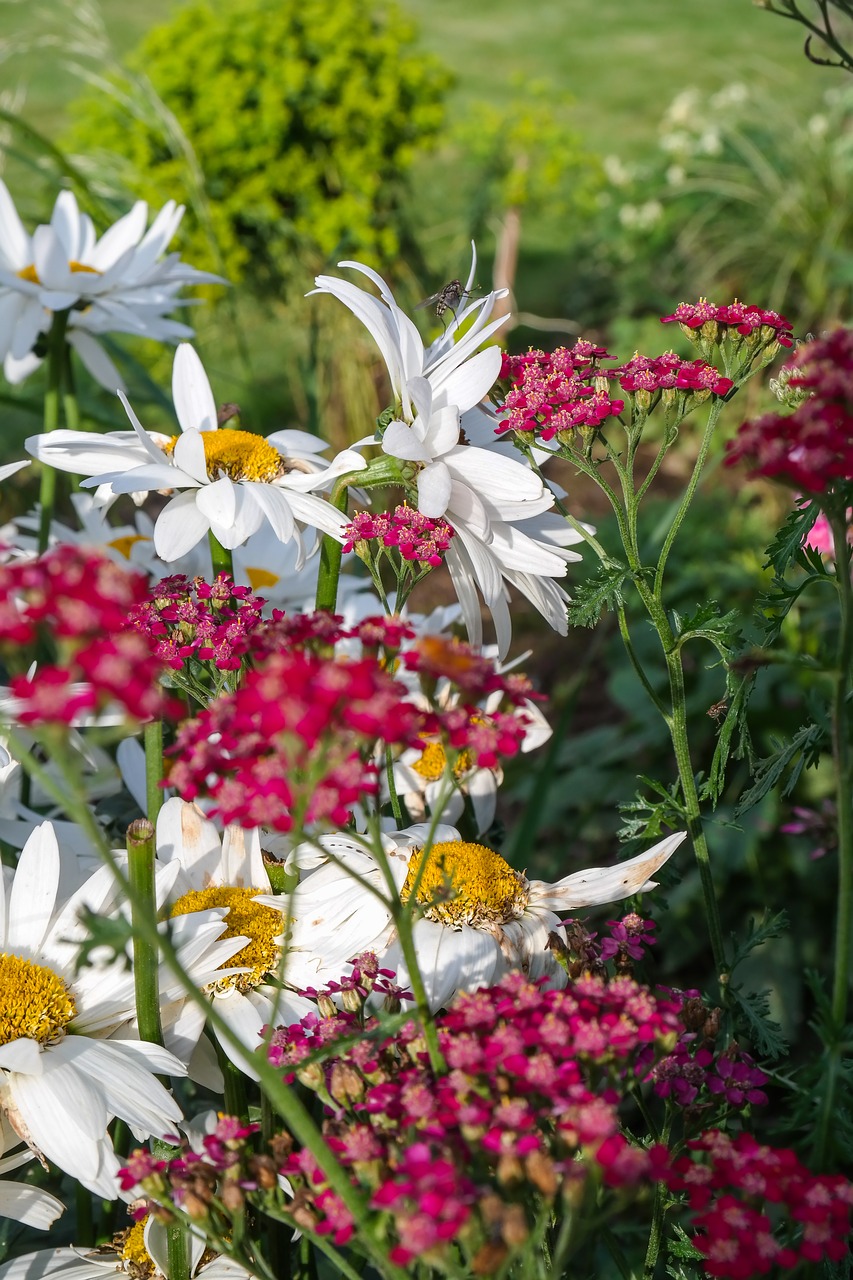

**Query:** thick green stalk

left=315, top=483, right=350, bottom=612
left=208, top=531, right=234, bottom=579
left=813, top=507, right=853, bottom=1166
left=126, top=818, right=189, bottom=1280
left=37, top=310, right=70, bottom=554
left=126, top=819, right=165, bottom=1050
left=144, top=718, right=165, bottom=825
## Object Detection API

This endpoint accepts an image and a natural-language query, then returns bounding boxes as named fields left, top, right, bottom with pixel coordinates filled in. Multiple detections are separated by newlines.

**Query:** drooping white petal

left=6, top=823, right=60, bottom=953
left=0, top=179, right=30, bottom=270
left=65, top=331, right=126, bottom=393
left=531, top=832, right=688, bottom=910
left=0, top=1183, right=65, bottom=1228
left=153, top=491, right=212, bottom=560
left=416, top=460, right=453, bottom=517
left=382, top=419, right=433, bottom=463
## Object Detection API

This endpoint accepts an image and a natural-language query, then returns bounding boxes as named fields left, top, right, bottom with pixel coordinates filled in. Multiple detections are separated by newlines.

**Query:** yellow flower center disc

left=108, top=534, right=148, bottom=560
left=118, top=1218, right=155, bottom=1278
left=17, top=260, right=100, bottom=285
left=164, top=428, right=285, bottom=484
left=170, top=886, right=281, bottom=992
left=0, top=953, right=77, bottom=1046
left=411, top=741, right=473, bottom=783
left=401, top=840, right=528, bottom=928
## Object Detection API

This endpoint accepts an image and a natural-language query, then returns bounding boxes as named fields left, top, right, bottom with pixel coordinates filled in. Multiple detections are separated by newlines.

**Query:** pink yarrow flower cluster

left=0, top=546, right=179, bottom=723
left=498, top=341, right=624, bottom=440
left=727, top=327, right=853, bottom=491
left=667, top=1130, right=853, bottom=1277
left=344, top=506, right=454, bottom=567
left=167, top=647, right=425, bottom=830
left=127, top=573, right=267, bottom=670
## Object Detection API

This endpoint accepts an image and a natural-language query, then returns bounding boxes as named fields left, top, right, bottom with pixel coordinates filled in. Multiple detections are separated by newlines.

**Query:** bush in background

left=66, top=0, right=451, bottom=292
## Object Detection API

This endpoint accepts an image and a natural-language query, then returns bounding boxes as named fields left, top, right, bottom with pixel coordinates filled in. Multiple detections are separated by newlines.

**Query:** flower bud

left=330, top=1062, right=365, bottom=1106
left=248, top=1155, right=278, bottom=1190
left=221, top=1181, right=245, bottom=1213
left=472, top=1242, right=508, bottom=1274
left=183, top=1191, right=212, bottom=1220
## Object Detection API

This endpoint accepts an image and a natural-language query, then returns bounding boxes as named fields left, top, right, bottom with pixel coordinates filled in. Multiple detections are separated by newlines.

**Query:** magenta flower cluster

left=127, top=573, right=267, bottom=670
left=727, top=327, right=853, bottom=491
left=343, top=505, right=455, bottom=567
left=498, top=341, right=624, bottom=440
left=661, top=300, right=794, bottom=349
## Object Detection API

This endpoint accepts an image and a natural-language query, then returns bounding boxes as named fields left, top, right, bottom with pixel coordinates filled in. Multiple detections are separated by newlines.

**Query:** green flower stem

left=385, top=746, right=404, bottom=827
left=61, top=341, right=81, bottom=433
left=126, top=818, right=165, bottom=1050
left=14, top=735, right=408, bottom=1280
left=653, top=397, right=725, bottom=598
left=37, top=310, right=70, bottom=555
left=638, top=580, right=727, bottom=977
left=126, top=817, right=189, bottom=1280
left=315, top=481, right=351, bottom=613
left=216, top=1038, right=250, bottom=1123
left=144, top=718, right=165, bottom=825
left=208, top=531, right=233, bottom=579
left=813, top=506, right=853, bottom=1166
left=642, top=1116, right=673, bottom=1280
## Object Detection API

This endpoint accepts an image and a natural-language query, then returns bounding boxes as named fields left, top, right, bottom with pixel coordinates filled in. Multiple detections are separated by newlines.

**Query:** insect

left=415, top=278, right=470, bottom=324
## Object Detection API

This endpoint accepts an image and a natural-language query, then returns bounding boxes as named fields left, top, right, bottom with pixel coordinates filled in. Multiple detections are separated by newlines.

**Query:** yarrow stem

left=144, top=718, right=165, bottom=825
left=315, top=476, right=353, bottom=612
left=126, top=818, right=165, bottom=1052
left=37, top=308, right=70, bottom=555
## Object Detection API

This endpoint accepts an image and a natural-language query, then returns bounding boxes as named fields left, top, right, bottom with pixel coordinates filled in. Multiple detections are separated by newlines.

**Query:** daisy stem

left=126, top=818, right=165, bottom=1050
left=208, top=531, right=233, bottom=579
left=385, top=746, right=404, bottom=827
left=144, top=718, right=165, bottom=824
left=37, top=309, right=70, bottom=555
left=61, top=340, right=80, bottom=432
left=315, top=483, right=350, bottom=612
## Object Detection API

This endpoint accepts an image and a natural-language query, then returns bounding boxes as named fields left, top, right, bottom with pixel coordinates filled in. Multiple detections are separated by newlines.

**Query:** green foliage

left=559, top=80, right=853, bottom=333
left=65, top=0, right=452, bottom=291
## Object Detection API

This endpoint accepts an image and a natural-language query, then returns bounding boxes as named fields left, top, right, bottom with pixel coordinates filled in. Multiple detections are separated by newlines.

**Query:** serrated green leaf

left=734, top=721, right=825, bottom=815
left=764, top=497, right=820, bottom=577
left=730, top=910, right=790, bottom=971
left=566, top=564, right=628, bottom=628
left=729, top=983, right=788, bottom=1058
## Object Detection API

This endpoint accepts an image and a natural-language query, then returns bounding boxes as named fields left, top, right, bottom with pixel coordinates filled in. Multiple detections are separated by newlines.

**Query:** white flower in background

left=0, top=1216, right=253, bottom=1280
left=272, top=825, right=686, bottom=1010
left=0, top=1116, right=64, bottom=1228
left=0, top=823, right=187, bottom=1199
left=313, top=250, right=577, bottom=655
left=156, top=798, right=314, bottom=1081
left=391, top=645, right=551, bottom=835
left=0, top=182, right=223, bottom=390
left=25, top=344, right=364, bottom=562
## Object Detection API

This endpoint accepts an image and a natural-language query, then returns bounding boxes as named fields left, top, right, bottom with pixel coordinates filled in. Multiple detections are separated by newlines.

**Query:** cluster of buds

left=613, top=352, right=734, bottom=425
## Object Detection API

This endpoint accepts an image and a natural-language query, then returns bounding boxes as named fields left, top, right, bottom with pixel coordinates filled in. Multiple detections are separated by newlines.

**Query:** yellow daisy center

left=411, top=740, right=473, bottom=782
left=17, top=261, right=100, bottom=285
left=0, top=953, right=77, bottom=1046
left=401, top=840, right=528, bottom=928
left=108, top=534, right=148, bottom=559
left=118, top=1218, right=155, bottom=1278
left=170, top=887, right=281, bottom=992
left=245, top=566, right=280, bottom=590
left=163, top=429, right=285, bottom=483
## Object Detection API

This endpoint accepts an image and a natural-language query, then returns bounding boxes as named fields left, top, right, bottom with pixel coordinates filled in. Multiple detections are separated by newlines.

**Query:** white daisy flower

left=0, top=823, right=188, bottom=1199
left=0, top=1216, right=253, bottom=1280
left=0, top=181, right=222, bottom=391
left=312, top=251, right=578, bottom=655
left=271, top=825, right=686, bottom=1010
left=25, top=344, right=365, bottom=563
left=155, top=798, right=314, bottom=1081
left=0, top=1117, right=64, bottom=1229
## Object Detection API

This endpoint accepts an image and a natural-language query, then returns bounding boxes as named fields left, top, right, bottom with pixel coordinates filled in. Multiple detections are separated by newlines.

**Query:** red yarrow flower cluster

left=0, top=547, right=179, bottom=724
left=613, top=353, right=733, bottom=399
left=497, top=342, right=624, bottom=440
left=667, top=1130, right=853, bottom=1277
left=402, top=634, right=536, bottom=708
left=727, top=327, right=853, bottom=491
left=126, top=574, right=267, bottom=671
left=167, top=648, right=426, bottom=831
left=661, top=300, right=793, bottom=348
left=344, top=506, right=454, bottom=567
